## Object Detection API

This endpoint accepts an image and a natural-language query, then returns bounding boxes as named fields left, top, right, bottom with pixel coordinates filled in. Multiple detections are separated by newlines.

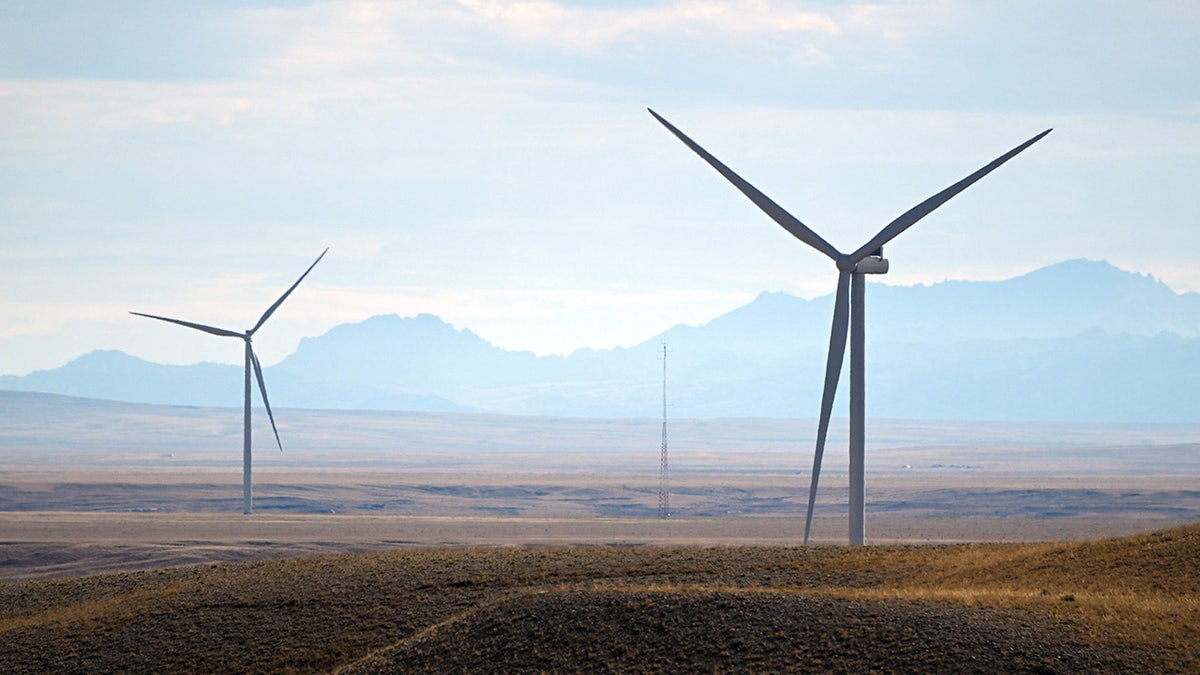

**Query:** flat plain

left=1, top=391, right=1198, bottom=580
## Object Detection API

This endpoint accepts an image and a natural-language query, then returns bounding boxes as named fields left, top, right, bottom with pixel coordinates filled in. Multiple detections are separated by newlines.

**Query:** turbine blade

left=849, top=129, right=1052, bottom=264
left=250, top=248, right=329, bottom=335
left=804, top=271, right=851, bottom=545
left=129, top=312, right=243, bottom=339
left=251, top=349, right=283, bottom=452
left=648, top=109, right=842, bottom=261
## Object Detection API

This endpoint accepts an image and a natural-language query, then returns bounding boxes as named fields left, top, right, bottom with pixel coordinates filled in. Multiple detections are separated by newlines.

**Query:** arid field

left=1, top=393, right=1198, bottom=670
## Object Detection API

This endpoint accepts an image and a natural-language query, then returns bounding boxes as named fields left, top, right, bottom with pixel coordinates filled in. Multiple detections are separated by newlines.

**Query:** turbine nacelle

left=855, top=256, right=889, bottom=275
left=837, top=250, right=888, bottom=275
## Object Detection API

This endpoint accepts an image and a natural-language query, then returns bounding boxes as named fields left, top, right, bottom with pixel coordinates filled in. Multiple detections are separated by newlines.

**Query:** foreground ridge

left=2, top=525, right=1197, bottom=672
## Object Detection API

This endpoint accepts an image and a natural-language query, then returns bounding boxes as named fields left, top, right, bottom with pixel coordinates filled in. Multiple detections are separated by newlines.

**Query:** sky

left=1, top=0, right=1198, bottom=375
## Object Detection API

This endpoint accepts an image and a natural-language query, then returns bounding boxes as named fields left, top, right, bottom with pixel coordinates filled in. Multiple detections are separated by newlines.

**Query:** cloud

left=238, top=1, right=423, bottom=77
left=234, top=0, right=848, bottom=77
left=0, top=80, right=260, bottom=133
left=840, top=0, right=963, bottom=42
left=457, top=0, right=840, bottom=53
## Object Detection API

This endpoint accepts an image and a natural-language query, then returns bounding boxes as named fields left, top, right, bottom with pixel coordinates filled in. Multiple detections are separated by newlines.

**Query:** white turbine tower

left=650, top=109, right=1050, bottom=545
left=131, top=248, right=328, bottom=514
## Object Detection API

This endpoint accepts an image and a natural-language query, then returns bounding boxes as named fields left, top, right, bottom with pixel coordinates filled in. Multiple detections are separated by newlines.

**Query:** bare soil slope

left=2, top=526, right=1197, bottom=673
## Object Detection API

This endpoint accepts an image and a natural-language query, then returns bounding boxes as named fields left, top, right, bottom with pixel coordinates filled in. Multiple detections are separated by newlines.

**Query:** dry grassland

left=1, top=525, right=1197, bottom=673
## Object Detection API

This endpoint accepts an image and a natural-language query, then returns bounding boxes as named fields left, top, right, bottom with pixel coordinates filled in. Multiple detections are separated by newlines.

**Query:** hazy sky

left=2, top=1, right=1197, bottom=375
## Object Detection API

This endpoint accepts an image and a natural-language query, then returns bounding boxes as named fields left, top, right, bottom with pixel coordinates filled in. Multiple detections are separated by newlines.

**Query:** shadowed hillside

left=1, top=525, right=1197, bottom=673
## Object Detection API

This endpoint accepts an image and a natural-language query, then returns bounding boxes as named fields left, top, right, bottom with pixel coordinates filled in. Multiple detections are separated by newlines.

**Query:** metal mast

left=658, top=343, right=669, bottom=519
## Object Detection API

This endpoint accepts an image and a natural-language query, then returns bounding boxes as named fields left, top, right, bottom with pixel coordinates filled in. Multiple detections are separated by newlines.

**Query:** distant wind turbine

left=650, top=108, right=1049, bottom=545
left=131, top=248, right=328, bottom=514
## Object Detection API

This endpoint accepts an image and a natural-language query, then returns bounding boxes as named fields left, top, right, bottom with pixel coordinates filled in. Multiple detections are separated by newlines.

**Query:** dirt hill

left=2, top=525, right=1197, bottom=673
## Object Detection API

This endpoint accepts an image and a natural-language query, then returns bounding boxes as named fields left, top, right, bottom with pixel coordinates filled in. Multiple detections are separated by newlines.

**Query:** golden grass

left=2, top=525, right=1198, bottom=672
left=826, top=527, right=1200, bottom=652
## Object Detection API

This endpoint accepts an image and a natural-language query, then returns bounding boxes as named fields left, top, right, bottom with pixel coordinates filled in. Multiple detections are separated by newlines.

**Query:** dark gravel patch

left=347, top=589, right=1143, bottom=674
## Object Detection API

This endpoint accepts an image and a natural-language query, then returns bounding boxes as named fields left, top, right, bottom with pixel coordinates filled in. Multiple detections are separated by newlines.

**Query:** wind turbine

left=131, top=248, right=328, bottom=514
left=649, top=108, right=1049, bottom=545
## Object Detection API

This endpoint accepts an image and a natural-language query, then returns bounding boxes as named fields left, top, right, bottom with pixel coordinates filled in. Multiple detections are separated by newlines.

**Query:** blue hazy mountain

left=4, top=259, right=1200, bottom=422
left=1, top=350, right=241, bottom=407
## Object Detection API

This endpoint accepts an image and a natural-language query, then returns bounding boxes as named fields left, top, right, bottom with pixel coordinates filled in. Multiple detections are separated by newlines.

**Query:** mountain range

left=5, top=259, right=1200, bottom=422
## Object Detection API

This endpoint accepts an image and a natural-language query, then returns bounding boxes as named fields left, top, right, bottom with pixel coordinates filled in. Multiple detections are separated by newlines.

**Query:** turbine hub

left=835, top=255, right=855, bottom=272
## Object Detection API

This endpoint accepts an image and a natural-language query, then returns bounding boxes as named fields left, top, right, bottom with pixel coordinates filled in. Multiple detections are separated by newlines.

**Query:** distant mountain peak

left=1018, top=258, right=1167, bottom=289
left=5, top=259, right=1200, bottom=421
left=295, top=312, right=487, bottom=349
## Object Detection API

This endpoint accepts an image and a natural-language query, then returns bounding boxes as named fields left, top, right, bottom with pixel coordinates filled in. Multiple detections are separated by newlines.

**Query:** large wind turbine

left=131, top=248, right=328, bottom=514
left=650, top=109, right=1049, bottom=545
